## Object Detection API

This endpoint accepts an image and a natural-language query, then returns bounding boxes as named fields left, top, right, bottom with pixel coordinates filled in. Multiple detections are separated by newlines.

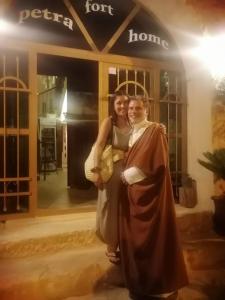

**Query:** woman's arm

left=92, top=117, right=112, bottom=189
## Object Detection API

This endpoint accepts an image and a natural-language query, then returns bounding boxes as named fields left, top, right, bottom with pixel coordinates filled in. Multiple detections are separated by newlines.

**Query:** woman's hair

left=109, top=90, right=129, bottom=124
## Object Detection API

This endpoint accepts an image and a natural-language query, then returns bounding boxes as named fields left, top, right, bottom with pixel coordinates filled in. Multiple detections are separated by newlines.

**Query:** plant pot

left=211, top=194, right=225, bottom=236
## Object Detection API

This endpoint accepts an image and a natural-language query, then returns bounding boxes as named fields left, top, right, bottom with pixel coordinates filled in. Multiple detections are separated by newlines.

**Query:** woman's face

left=114, top=96, right=129, bottom=117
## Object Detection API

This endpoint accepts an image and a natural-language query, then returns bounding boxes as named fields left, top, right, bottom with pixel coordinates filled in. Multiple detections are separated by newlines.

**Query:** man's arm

left=122, top=166, right=146, bottom=185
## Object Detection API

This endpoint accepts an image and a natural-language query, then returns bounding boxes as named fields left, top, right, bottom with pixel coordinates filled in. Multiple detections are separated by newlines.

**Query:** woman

left=92, top=91, right=131, bottom=264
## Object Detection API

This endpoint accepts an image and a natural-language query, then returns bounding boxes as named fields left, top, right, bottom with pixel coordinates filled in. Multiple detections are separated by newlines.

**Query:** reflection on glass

left=177, top=138, right=182, bottom=172
left=128, top=69, right=135, bottom=82
left=6, top=181, right=17, bottom=193
left=171, top=173, right=182, bottom=201
left=128, top=70, right=135, bottom=95
left=6, top=92, right=17, bottom=128
left=20, top=180, right=29, bottom=192
left=6, top=135, right=17, bottom=178
left=160, top=102, right=168, bottom=130
left=2, top=91, right=29, bottom=129
left=119, top=69, right=126, bottom=86
left=18, top=53, right=29, bottom=86
left=19, top=136, right=29, bottom=177
left=177, top=105, right=182, bottom=134
left=168, top=138, right=182, bottom=173
left=169, top=138, right=176, bottom=172
left=0, top=136, right=3, bottom=178
left=169, top=103, right=176, bottom=133
left=109, top=73, right=117, bottom=94
left=0, top=197, right=4, bottom=213
left=0, top=92, right=3, bottom=128
left=0, top=135, right=29, bottom=179
left=19, top=93, right=29, bottom=128
left=160, top=71, right=169, bottom=99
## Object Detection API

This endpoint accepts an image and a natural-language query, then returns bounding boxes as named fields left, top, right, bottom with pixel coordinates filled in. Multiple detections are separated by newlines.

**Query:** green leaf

left=198, top=148, right=225, bottom=180
left=198, top=159, right=219, bottom=174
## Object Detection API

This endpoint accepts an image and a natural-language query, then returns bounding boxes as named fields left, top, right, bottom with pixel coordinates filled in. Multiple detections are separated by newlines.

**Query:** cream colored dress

left=96, top=125, right=131, bottom=249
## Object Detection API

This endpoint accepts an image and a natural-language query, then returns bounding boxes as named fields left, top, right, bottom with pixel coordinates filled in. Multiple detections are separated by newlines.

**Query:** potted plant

left=198, top=148, right=225, bottom=236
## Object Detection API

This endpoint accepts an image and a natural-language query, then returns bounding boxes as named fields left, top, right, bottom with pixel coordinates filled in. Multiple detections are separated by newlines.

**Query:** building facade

left=0, top=0, right=215, bottom=220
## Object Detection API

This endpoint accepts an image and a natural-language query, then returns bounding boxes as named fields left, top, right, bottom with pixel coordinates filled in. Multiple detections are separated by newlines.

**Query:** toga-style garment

left=96, top=125, right=131, bottom=249
left=119, top=122, right=188, bottom=296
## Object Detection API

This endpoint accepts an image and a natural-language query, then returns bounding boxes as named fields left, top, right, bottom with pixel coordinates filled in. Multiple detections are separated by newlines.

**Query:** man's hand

left=121, top=172, right=128, bottom=185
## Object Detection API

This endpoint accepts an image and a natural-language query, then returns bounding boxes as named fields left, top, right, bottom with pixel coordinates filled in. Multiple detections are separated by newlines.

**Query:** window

left=160, top=70, right=186, bottom=199
left=0, top=48, right=31, bottom=215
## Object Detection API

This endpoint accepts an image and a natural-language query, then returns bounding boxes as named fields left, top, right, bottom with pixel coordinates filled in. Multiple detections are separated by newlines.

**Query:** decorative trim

left=102, top=4, right=140, bottom=53
left=0, top=76, right=28, bottom=90
left=116, top=80, right=149, bottom=98
left=64, top=0, right=99, bottom=52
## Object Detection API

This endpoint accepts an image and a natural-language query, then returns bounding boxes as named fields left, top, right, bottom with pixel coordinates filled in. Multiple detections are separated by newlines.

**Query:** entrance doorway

left=37, top=54, right=98, bottom=210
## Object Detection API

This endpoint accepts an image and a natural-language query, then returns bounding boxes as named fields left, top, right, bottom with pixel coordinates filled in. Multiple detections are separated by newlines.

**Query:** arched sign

left=3, top=0, right=178, bottom=61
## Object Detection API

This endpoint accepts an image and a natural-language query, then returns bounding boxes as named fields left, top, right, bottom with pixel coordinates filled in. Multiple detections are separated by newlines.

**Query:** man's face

left=128, top=99, right=147, bottom=124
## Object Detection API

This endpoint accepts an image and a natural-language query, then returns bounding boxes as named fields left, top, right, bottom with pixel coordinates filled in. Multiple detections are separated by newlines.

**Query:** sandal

left=105, top=250, right=121, bottom=265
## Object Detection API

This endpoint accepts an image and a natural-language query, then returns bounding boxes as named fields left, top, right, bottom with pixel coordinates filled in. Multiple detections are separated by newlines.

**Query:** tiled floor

left=38, top=168, right=97, bottom=209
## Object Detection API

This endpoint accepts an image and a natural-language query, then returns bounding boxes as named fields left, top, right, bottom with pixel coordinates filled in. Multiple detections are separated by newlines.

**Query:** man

left=119, top=96, right=188, bottom=300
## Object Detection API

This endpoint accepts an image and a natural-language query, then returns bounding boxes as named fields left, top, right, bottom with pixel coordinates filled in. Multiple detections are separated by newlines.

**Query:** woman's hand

left=93, top=172, right=104, bottom=190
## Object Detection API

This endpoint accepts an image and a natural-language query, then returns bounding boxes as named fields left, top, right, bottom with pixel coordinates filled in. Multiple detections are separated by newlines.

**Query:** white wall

left=139, top=0, right=214, bottom=211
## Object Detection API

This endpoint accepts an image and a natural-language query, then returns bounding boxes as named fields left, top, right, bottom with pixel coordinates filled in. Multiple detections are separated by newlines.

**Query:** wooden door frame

left=0, top=38, right=185, bottom=218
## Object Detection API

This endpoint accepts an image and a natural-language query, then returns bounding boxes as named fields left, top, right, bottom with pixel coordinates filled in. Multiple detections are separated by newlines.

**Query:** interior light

left=60, top=90, right=68, bottom=122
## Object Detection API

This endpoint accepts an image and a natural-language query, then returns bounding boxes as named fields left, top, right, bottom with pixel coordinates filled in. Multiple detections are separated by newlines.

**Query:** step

left=0, top=211, right=214, bottom=258
left=1, top=244, right=224, bottom=300
left=0, top=212, right=101, bottom=259
left=0, top=245, right=122, bottom=300
left=1, top=210, right=224, bottom=299
left=184, top=237, right=225, bottom=271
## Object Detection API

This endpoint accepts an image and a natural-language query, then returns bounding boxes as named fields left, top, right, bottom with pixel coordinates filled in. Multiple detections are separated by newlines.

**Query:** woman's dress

left=96, top=125, right=131, bottom=249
